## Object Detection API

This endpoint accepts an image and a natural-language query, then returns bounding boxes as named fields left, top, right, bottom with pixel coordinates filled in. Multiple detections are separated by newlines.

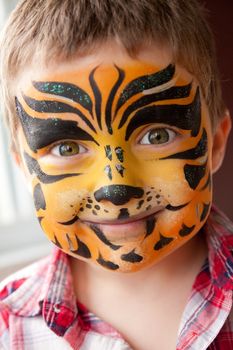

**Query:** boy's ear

left=212, top=110, right=232, bottom=174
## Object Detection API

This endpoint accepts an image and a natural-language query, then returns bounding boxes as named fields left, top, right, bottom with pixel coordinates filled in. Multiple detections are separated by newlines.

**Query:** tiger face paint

left=16, top=56, right=213, bottom=273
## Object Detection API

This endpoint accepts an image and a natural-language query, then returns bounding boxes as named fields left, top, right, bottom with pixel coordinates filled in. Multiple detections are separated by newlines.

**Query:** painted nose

left=94, top=185, right=144, bottom=205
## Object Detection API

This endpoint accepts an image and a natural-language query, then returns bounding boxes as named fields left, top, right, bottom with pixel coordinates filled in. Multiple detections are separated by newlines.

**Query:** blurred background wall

left=205, top=1, right=233, bottom=219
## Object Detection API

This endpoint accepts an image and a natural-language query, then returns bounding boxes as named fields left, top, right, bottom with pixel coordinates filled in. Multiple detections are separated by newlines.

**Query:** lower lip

left=89, top=213, right=158, bottom=242
left=101, top=220, right=146, bottom=241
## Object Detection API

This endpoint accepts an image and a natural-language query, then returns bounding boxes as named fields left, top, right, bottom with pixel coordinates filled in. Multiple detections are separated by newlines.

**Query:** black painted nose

left=94, top=185, right=144, bottom=205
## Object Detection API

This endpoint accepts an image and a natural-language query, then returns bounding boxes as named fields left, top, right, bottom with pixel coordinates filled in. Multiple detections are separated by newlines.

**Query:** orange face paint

left=16, top=61, right=212, bottom=272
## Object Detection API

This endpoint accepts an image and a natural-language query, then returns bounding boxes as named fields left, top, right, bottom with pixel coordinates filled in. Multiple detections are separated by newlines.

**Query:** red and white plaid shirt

left=0, top=205, right=233, bottom=350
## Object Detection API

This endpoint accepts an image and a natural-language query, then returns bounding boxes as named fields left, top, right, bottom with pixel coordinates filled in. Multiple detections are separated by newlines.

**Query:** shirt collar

left=205, top=205, right=233, bottom=291
left=2, top=248, right=78, bottom=331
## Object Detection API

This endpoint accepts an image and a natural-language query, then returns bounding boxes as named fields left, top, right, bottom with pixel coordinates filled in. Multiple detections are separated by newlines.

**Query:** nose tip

left=94, top=185, right=144, bottom=205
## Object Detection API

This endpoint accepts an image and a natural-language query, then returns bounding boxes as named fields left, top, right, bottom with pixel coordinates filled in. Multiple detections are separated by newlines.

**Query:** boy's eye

left=139, top=128, right=177, bottom=145
left=51, top=141, right=86, bottom=157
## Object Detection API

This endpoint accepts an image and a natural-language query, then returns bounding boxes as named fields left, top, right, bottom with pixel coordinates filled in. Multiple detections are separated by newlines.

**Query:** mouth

left=83, top=206, right=164, bottom=226
left=81, top=207, right=163, bottom=243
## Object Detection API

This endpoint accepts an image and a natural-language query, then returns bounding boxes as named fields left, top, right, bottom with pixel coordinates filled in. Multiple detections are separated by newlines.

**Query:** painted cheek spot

left=136, top=199, right=144, bottom=210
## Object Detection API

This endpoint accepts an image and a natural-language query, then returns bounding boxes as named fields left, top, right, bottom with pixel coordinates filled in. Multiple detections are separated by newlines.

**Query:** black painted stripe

left=104, top=165, right=112, bottom=181
left=125, top=88, right=201, bottom=141
left=115, top=164, right=125, bottom=177
left=97, top=254, right=119, bottom=270
left=23, top=95, right=96, bottom=133
left=118, top=83, right=192, bottom=129
left=118, top=208, right=130, bottom=220
left=116, top=64, right=175, bottom=113
left=161, top=129, right=208, bottom=160
left=200, top=173, right=211, bottom=191
left=72, top=235, right=91, bottom=258
left=37, top=217, right=44, bottom=226
left=115, top=147, right=124, bottom=163
left=105, top=145, right=112, bottom=161
left=33, top=183, right=46, bottom=211
left=166, top=202, right=189, bottom=211
left=33, top=81, right=93, bottom=116
left=90, top=224, right=122, bottom=250
left=184, top=161, right=207, bottom=190
left=179, top=224, right=195, bottom=237
left=145, top=217, right=156, bottom=237
left=16, top=99, right=99, bottom=152
left=154, top=233, right=174, bottom=250
left=105, top=65, right=125, bottom=134
left=53, top=235, right=62, bottom=248
left=24, top=152, right=80, bottom=184
left=58, top=215, right=79, bottom=226
left=121, top=249, right=143, bottom=263
left=89, top=67, right=102, bottom=130
left=200, top=203, right=210, bottom=222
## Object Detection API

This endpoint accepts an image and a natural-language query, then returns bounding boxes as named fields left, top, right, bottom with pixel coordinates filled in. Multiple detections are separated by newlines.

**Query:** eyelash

left=138, top=126, right=179, bottom=146
left=49, top=140, right=87, bottom=157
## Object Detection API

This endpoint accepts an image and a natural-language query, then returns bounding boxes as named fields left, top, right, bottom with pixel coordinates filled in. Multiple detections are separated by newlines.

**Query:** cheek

left=140, top=159, right=200, bottom=201
left=32, top=180, right=86, bottom=221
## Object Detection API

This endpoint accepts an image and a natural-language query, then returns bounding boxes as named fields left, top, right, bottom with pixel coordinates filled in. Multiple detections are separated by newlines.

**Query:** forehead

left=16, top=41, right=194, bottom=92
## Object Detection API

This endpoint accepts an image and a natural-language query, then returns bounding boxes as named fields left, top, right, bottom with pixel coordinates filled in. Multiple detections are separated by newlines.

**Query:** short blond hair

left=0, top=0, right=225, bottom=149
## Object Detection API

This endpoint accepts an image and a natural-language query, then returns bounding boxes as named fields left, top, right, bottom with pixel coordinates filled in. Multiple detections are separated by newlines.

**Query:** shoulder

left=0, top=257, right=49, bottom=301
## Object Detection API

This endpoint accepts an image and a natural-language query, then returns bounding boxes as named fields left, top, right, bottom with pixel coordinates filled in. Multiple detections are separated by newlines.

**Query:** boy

left=0, top=0, right=232, bottom=349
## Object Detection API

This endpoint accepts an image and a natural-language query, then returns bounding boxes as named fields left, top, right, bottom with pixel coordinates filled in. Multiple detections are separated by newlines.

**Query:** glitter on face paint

left=115, top=147, right=124, bottom=162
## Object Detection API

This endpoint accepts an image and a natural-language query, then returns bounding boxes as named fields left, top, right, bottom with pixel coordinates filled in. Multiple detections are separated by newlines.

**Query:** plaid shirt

left=0, top=205, right=233, bottom=350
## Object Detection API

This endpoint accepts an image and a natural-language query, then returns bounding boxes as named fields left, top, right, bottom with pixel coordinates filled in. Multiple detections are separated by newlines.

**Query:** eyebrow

left=118, top=82, right=192, bottom=129
left=125, top=87, right=201, bottom=140
left=15, top=98, right=99, bottom=152
left=22, top=95, right=96, bottom=133
left=32, top=81, right=93, bottom=115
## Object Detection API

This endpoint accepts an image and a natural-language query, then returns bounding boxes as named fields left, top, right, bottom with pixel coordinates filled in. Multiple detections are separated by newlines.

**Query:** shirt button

left=53, top=304, right=61, bottom=313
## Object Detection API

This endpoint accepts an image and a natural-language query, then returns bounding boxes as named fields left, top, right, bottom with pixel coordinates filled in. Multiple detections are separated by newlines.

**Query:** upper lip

left=82, top=206, right=164, bottom=226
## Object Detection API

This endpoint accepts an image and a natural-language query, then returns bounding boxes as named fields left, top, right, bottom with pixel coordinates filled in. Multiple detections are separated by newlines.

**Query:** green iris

left=148, top=128, right=170, bottom=144
left=59, top=141, right=80, bottom=156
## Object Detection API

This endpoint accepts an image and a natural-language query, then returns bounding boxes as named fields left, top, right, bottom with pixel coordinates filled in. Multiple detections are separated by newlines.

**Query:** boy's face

left=15, top=43, right=213, bottom=272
